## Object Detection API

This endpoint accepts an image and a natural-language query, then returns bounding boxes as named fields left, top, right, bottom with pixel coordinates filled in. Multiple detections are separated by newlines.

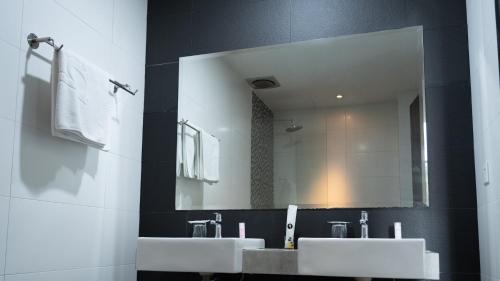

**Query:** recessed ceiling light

left=336, top=94, right=344, bottom=99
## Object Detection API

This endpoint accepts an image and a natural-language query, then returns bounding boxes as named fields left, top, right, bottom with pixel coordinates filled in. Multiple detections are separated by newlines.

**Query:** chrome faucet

left=210, top=212, right=222, bottom=238
left=360, top=211, right=369, bottom=238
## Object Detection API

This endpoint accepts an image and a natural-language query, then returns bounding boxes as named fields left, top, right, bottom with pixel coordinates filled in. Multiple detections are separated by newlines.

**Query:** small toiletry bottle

left=284, top=205, right=298, bottom=249
left=394, top=222, right=402, bottom=239
left=239, top=222, right=246, bottom=238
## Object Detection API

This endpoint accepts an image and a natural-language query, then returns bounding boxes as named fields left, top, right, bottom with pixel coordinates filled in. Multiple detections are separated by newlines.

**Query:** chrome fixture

left=210, top=212, right=222, bottom=238
left=26, top=33, right=138, bottom=95
left=360, top=211, right=369, bottom=239
left=327, top=221, right=350, bottom=238
left=274, top=119, right=303, bottom=133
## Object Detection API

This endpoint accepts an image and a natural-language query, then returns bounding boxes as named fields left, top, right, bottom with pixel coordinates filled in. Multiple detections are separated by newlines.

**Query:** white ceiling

left=188, top=27, right=424, bottom=111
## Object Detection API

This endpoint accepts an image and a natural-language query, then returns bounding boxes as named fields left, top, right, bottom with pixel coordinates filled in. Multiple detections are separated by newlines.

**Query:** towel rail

left=26, top=33, right=137, bottom=96
left=178, top=119, right=220, bottom=141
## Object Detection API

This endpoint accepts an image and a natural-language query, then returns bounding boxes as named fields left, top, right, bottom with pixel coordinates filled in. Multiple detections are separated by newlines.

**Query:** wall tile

left=144, top=63, right=179, bottom=113
left=291, top=0, right=407, bottom=42
left=113, top=0, right=148, bottom=66
left=20, top=0, right=113, bottom=71
left=101, top=209, right=139, bottom=266
left=0, top=119, right=15, bottom=197
left=142, top=0, right=478, bottom=279
left=406, top=0, right=467, bottom=29
left=427, top=147, right=476, bottom=209
left=5, top=264, right=136, bottom=281
left=146, top=12, right=192, bottom=64
left=5, top=198, right=105, bottom=274
left=10, top=125, right=106, bottom=207
left=426, top=82, right=473, bottom=148
left=142, top=112, right=177, bottom=163
left=148, top=0, right=193, bottom=16
left=139, top=212, right=187, bottom=237
left=0, top=0, right=23, bottom=47
left=108, top=107, right=144, bottom=162
left=423, top=26, right=470, bottom=86
left=0, top=41, right=20, bottom=121
left=192, top=0, right=291, bottom=54
left=0, top=196, right=10, bottom=275
left=104, top=153, right=142, bottom=211
left=54, top=0, right=114, bottom=38
left=140, top=161, right=176, bottom=213
left=110, top=45, right=146, bottom=115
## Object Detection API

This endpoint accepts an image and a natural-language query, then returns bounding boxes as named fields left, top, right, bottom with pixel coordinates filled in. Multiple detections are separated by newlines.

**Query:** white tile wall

left=0, top=0, right=146, bottom=280
left=177, top=55, right=253, bottom=209
left=0, top=119, right=15, bottom=197
left=274, top=100, right=404, bottom=208
left=0, top=41, right=20, bottom=121
left=0, top=196, right=10, bottom=276
left=5, top=264, right=136, bottom=281
left=467, top=0, right=500, bottom=280
left=0, top=0, right=23, bottom=47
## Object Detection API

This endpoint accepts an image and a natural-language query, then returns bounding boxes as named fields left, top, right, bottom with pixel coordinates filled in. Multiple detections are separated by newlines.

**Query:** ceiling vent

left=246, top=76, right=281, bottom=90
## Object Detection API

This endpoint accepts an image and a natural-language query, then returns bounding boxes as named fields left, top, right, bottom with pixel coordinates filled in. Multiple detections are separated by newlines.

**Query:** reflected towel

left=182, top=124, right=200, bottom=179
left=199, top=129, right=219, bottom=184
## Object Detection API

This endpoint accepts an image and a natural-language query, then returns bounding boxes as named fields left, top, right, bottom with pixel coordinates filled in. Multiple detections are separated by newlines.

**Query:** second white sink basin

left=298, top=238, right=439, bottom=279
left=136, top=237, right=265, bottom=273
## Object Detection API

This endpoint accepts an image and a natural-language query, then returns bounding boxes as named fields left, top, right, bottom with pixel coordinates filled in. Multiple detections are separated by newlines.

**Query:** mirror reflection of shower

left=274, top=119, right=303, bottom=133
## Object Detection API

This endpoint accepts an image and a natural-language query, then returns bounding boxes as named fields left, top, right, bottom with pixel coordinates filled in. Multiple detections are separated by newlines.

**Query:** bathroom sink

left=298, top=238, right=439, bottom=280
left=136, top=237, right=265, bottom=273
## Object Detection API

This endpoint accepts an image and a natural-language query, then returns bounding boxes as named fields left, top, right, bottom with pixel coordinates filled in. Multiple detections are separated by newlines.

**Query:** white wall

left=177, top=56, right=252, bottom=210
left=466, top=1, right=500, bottom=280
left=0, top=0, right=147, bottom=280
left=273, top=100, right=410, bottom=208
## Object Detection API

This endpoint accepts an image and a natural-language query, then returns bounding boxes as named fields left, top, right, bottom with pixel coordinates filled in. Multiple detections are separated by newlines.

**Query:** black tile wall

left=141, top=0, right=479, bottom=280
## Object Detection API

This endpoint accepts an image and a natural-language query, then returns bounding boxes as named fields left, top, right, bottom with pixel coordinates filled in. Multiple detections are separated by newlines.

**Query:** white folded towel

left=199, top=129, right=219, bottom=184
left=182, top=124, right=200, bottom=179
left=176, top=123, right=183, bottom=177
left=51, top=49, right=115, bottom=150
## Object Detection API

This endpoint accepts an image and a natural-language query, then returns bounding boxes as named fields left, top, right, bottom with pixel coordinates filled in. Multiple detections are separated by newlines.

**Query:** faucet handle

left=213, top=212, right=222, bottom=222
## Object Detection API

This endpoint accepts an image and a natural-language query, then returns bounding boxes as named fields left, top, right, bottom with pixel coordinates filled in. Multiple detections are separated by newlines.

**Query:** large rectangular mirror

left=175, top=26, right=428, bottom=210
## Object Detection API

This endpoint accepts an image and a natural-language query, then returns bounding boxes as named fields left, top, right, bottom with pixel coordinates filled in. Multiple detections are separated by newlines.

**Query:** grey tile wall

left=140, top=0, right=478, bottom=280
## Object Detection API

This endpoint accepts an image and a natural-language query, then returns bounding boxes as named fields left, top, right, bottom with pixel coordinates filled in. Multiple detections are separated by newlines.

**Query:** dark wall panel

left=140, top=0, right=478, bottom=280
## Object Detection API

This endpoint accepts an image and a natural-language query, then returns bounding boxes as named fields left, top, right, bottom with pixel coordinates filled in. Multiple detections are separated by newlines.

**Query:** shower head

left=286, top=123, right=303, bottom=133
left=273, top=119, right=303, bottom=133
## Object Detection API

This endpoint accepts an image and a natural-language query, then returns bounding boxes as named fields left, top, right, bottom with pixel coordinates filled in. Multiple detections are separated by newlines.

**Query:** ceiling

left=189, top=26, right=424, bottom=112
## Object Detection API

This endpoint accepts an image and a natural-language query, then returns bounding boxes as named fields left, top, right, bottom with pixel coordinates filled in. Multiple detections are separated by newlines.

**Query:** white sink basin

left=298, top=238, right=439, bottom=280
left=136, top=237, right=265, bottom=273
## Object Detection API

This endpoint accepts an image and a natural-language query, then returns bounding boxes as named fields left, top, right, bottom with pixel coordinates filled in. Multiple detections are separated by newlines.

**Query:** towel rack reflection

left=178, top=119, right=220, bottom=142
left=26, top=33, right=138, bottom=96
